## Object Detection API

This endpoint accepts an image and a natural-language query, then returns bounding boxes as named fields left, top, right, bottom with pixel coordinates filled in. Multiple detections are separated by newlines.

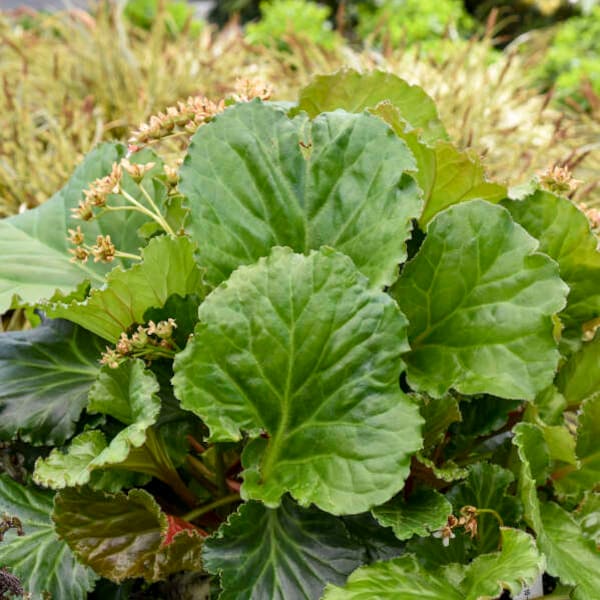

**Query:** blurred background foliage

left=0, top=0, right=598, bottom=217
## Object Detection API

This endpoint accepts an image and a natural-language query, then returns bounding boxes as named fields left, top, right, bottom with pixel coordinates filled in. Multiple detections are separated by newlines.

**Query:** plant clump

left=0, top=69, right=599, bottom=599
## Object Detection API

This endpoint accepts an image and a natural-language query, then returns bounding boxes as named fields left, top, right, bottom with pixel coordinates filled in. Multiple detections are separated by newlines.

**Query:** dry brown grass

left=0, top=3, right=597, bottom=217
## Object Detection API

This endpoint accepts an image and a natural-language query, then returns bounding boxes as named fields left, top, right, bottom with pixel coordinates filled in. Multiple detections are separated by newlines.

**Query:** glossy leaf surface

left=0, top=475, right=96, bottom=599
left=0, top=319, right=104, bottom=445
left=204, top=496, right=364, bottom=600
left=174, top=247, right=422, bottom=514
left=392, top=200, right=568, bottom=398
left=180, top=101, right=421, bottom=288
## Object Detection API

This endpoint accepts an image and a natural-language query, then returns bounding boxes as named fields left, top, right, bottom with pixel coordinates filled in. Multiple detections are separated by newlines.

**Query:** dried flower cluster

left=129, top=78, right=273, bottom=147
left=432, top=505, right=480, bottom=547
left=100, top=319, right=178, bottom=368
left=68, top=230, right=117, bottom=264
left=539, top=165, right=582, bottom=196
left=0, top=513, right=24, bottom=542
left=0, top=567, right=25, bottom=599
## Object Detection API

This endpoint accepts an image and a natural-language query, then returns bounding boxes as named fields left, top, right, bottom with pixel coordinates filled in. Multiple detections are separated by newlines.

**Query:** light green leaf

left=53, top=487, right=205, bottom=583
left=0, top=143, right=125, bottom=313
left=575, top=492, right=600, bottom=546
left=47, top=235, right=206, bottom=341
left=514, top=422, right=551, bottom=490
left=323, top=528, right=544, bottom=600
left=371, top=102, right=506, bottom=226
left=173, top=247, right=423, bottom=514
left=541, top=424, right=577, bottom=465
left=203, top=496, right=364, bottom=600
left=0, top=474, right=96, bottom=599
left=0, top=319, right=104, bottom=445
left=295, top=69, right=447, bottom=143
left=557, top=334, right=600, bottom=407
left=179, top=100, right=421, bottom=288
left=537, top=502, right=600, bottom=600
left=391, top=200, right=568, bottom=399
left=416, top=453, right=468, bottom=483
left=514, top=423, right=600, bottom=600
left=372, top=490, right=451, bottom=541
left=555, top=396, right=600, bottom=500
left=447, top=463, right=522, bottom=554
left=33, top=359, right=161, bottom=489
left=504, top=190, right=600, bottom=336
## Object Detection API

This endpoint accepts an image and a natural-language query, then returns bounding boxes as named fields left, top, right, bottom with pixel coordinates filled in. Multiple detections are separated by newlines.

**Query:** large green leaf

left=557, top=334, right=600, bottom=407
left=504, top=190, right=600, bottom=335
left=323, top=528, right=544, bottom=600
left=391, top=200, right=568, bottom=399
left=371, top=102, right=506, bottom=226
left=53, top=487, right=205, bottom=583
left=179, top=100, right=421, bottom=288
left=514, top=423, right=600, bottom=600
left=203, top=496, right=364, bottom=600
left=0, top=143, right=126, bottom=313
left=33, top=359, right=161, bottom=489
left=173, top=247, right=422, bottom=514
left=554, top=396, right=600, bottom=500
left=295, top=69, right=447, bottom=143
left=0, top=319, right=104, bottom=445
left=371, top=489, right=451, bottom=541
left=447, top=462, right=522, bottom=554
left=0, top=475, right=96, bottom=599
left=48, top=235, right=206, bottom=341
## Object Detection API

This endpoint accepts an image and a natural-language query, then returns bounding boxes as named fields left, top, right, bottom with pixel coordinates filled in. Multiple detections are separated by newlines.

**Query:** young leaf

left=557, top=333, right=600, bottom=407
left=179, top=100, right=421, bottom=288
left=47, top=235, right=206, bottom=341
left=504, top=190, right=600, bottom=336
left=33, top=360, right=161, bottom=489
left=203, top=496, right=364, bottom=600
left=0, top=474, right=97, bottom=599
left=323, top=528, right=544, bottom=600
left=173, top=247, right=423, bottom=515
left=0, top=319, right=104, bottom=445
left=53, top=487, right=205, bottom=583
left=0, top=143, right=125, bottom=313
left=295, top=69, right=447, bottom=143
left=554, top=396, right=600, bottom=501
left=371, top=489, right=452, bottom=541
left=514, top=423, right=600, bottom=599
left=371, top=103, right=506, bottom=226
left=447, top=463, right=522, bottom=554
left=418, top=394, right=462, bottom=449
left=391, top=200, right=568, bottom=399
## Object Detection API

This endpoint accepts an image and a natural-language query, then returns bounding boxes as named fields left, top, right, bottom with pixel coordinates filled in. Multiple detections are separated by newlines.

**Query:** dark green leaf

left=0, top=474, right=96, bottom=599
left=0, top=319, right=104, bottom=445
left=447, top=463, right=522, bottom=554
left=203, top=496, right=364, bottom=600
left=372, top=490, right=451, bottom=541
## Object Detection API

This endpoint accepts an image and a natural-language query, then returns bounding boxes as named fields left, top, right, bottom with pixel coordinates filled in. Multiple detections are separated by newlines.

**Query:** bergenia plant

left=0, top=70, right=598, bottom=599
